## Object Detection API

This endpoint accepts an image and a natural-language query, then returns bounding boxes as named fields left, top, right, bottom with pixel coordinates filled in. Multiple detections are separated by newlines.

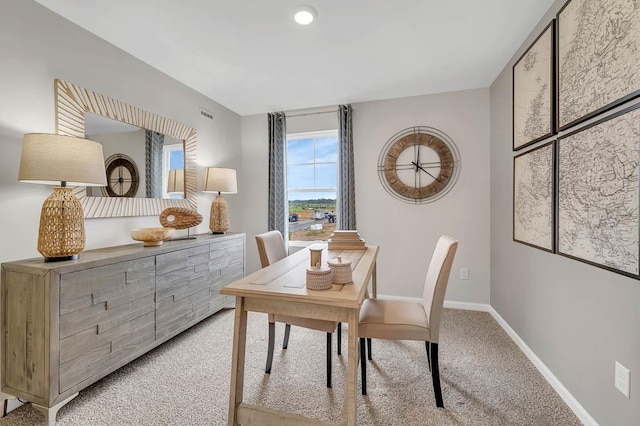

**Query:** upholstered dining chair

left=358, top=235, right=458, bottom=407
left=255, top=230, right=342, bottom=388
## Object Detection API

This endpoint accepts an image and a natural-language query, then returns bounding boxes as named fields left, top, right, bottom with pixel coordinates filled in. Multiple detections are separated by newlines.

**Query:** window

left=287, top=130, right=338, bottom=242
left=162, top=144, right=184, bottom=199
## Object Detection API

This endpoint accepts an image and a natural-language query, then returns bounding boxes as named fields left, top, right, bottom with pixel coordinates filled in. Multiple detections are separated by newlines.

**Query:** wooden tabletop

left=221, top=244, right=379, bottom=309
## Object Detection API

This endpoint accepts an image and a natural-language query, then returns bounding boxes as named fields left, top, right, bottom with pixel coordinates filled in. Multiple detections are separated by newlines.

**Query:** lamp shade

left=18, top=133, right=107, bottom=186
left=202, top=167, right=237, bottom=194
left=166, top=169, right=185, bottom=194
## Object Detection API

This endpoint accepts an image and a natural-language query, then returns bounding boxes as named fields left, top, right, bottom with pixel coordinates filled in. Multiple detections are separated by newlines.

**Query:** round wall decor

left=377, top=126, right=460, bottom=204
left=102, top=153, right=140, bottom=197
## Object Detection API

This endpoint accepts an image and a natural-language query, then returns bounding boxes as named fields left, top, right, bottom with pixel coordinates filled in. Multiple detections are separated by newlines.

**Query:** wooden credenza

left=1, top=232, right=244, bottom=424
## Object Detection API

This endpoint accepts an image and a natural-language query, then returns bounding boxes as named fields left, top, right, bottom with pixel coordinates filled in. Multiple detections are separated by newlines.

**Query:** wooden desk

left=221, top=244, right=379, bottom=426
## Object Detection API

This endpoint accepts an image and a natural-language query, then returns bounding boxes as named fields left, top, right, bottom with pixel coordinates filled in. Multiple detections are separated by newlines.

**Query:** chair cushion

left=275, top=314, right=338, bottom=333
left=255, top=231, right=287, bottom=268
left=359, top=299, right=430, bottom=341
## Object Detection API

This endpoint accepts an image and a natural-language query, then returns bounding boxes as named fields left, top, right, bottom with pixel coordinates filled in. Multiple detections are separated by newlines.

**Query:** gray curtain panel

left=337, top=104, right=356, bottom=230
left=145, top=130, right=164, bottom=198
left=268, top=112, right=287, bottom=238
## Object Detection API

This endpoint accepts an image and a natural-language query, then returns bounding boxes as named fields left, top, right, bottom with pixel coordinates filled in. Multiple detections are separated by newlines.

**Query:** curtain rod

left=286, top=109, right=338, bottom=118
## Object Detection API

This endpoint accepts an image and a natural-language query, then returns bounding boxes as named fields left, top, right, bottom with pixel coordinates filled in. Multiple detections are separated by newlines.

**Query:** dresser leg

left=32, top=393, right=78, bottom=425
left=1, top=392, right=17, bottom=417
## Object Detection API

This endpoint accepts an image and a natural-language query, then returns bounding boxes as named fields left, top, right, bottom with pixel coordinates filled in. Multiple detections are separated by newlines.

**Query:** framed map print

left=513, top=142, right=555, bottom=251
left=557, top=104, right=640, bottom=279
left=558, top=0, right=640, bottom=130
left=513, top=21, right=555, bottom=151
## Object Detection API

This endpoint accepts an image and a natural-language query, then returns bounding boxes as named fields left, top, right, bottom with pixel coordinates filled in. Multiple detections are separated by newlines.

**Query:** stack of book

left=327, top=230, right=366, bottom=250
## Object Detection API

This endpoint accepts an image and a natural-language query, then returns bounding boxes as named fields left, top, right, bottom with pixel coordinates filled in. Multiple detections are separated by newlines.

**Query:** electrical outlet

left=460, top=267, right=469, bottom=280
left=615, top=361, right=630, bottom=398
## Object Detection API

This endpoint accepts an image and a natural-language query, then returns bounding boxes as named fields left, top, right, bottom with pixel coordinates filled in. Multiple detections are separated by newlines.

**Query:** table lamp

left=166, top=169, right=185, bottom=197
left=18, top=133, right=107, bottom=261
left=202, top=167, right=237, bottom=234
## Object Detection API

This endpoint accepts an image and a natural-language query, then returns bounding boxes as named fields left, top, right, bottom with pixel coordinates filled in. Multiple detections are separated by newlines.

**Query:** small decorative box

left=327, top=256, right=352, bottom=284
left=306, top=263, right=332, bottom=290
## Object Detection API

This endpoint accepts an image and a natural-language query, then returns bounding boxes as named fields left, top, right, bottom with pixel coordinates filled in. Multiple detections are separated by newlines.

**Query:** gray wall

left=240, top=113, right=269, bottom=274
left=241, top=89, right=491, bottom=303
left=490, top=1, right=640, bottom=424
left=353, top=89, right=490, bottom=302
left=0, top=0, right=242, bottom=263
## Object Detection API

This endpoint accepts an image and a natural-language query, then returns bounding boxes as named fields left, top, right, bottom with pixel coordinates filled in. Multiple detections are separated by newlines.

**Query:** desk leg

left=372, top=261, right=377, bottom=299
left=228, top=297, right=248, bottom=426
left=343, top=308, right=359, bottom=426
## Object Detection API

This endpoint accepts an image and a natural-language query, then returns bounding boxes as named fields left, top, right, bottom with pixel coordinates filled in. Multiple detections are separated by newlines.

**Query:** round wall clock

left=377, top=126, right=461, bottom=204
left=102, top=153, right=140, bottom=197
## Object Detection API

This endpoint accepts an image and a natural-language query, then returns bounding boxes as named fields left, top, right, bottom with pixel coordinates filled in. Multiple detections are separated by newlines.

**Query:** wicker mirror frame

left=54, top=79, right=197, bottom=218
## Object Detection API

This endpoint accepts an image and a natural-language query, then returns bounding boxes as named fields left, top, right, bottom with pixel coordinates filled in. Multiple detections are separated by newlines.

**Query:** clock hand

left=412, top=145, right=420, bottom=172
left=379, top=164, right=416, bottom=171
left=394, top=164, right=416, bottom=170
left=411, top=161, right=442, bottom=182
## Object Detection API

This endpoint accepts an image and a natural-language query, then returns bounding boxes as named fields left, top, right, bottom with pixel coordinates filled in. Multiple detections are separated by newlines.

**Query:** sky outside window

left=169, top=149, right=184, bottom=170
left=287, top=132, right=338, bottom=201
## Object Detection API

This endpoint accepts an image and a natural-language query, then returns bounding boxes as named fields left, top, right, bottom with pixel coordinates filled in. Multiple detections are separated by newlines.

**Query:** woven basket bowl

left=306, top=265, right=332, bottom=290
left=327, top=256, right=353, bottom=284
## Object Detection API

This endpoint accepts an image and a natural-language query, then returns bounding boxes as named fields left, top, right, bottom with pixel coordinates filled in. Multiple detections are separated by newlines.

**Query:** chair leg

left=360, top=338, right=367, bottom=395
left=337, top=322, right=342, bottom=355
left=430, top=342, right=443, bottom=408
left=282, top=324, right=291, bottom=349
left=265, top=321, right=275, bottom=374
left=367, top=338, right=372, bottom=360
left=326, top=332, right=332, bottom=388
left=425, top=341, right=431, bottom=372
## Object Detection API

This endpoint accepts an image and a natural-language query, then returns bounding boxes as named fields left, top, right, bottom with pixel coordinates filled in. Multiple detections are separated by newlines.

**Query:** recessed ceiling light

left=294, top=5, right=317, bottom=25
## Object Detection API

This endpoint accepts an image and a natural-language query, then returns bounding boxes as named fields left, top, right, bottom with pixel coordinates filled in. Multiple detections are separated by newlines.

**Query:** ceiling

left=36, top=0, right=554, bottom=116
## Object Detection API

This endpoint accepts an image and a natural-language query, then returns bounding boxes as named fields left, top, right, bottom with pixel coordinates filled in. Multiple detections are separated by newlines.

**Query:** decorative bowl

left=131, top=227, right=176, bottom=246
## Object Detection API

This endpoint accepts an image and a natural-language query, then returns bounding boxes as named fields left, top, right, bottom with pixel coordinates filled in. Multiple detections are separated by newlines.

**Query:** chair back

left=255, top=230, right=288, bottom=268
left=421, top=235, right=458, bottom=343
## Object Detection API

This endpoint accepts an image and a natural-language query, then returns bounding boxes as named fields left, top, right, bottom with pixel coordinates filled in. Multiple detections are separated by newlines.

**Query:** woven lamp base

left=210, top=194, right=229, bottom=234
left=38, top=187, right=85, bottom=261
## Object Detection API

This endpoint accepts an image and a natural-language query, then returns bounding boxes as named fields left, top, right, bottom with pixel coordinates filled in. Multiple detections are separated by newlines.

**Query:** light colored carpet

left=0, top=308, right=581, bottom=425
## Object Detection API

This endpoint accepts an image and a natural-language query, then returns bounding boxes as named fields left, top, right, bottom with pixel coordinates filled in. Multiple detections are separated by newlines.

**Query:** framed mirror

left=54, top=79, right=197, bottom=218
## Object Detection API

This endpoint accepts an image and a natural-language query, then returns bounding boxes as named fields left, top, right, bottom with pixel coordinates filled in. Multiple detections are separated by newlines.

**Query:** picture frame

left=557, top=103, right=640, bottom=279
left=513, top=141, right=555, bottom=252
left=557, top=0, right=640, bottom=130
left=513, top=21, right=555, bottom=151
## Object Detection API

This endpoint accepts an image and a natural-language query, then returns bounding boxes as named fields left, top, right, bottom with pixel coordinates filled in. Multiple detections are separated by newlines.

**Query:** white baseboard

left=487, top=306, right=598, bottom=426
left=377, top=295, right=597, bottom=425
left=377, top=295, right=490, bottom=312
left=443, top=300, right=490, bottom=311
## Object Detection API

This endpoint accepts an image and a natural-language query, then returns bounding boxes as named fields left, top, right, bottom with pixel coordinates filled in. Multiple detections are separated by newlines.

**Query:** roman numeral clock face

left=377, top=127, right=460, bottom=204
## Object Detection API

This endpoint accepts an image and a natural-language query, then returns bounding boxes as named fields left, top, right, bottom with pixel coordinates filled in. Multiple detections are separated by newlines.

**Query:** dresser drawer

left=58, top=257, right=156, bottom=392
left=155, top=237, right=244, bottom=340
